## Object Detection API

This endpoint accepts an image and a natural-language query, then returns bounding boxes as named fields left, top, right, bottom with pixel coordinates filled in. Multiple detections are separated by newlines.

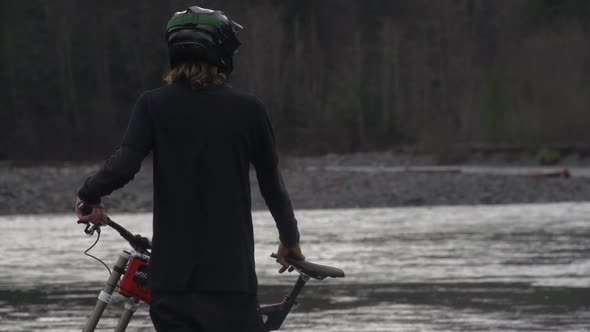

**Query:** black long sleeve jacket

left=78, top=83, right=300, bottom=293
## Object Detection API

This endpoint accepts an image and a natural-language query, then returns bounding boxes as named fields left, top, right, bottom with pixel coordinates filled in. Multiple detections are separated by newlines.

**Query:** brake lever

left=76, top=201, right=103, bottom=236
left=77, top=220, right=101, bottom=236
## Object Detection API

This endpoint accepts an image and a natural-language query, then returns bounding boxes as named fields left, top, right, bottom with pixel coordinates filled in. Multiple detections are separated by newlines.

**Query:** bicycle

left=76, top=206, right=345, bottom=331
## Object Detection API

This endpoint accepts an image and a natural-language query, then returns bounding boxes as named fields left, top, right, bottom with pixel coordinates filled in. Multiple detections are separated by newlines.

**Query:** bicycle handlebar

left=107, top=219, right=152, bottom=254
left=77, top=202, right=151, bottom=254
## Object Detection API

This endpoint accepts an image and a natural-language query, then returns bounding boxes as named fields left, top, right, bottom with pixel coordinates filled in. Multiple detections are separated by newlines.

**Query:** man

left=75, top=6, right=304, bottom=332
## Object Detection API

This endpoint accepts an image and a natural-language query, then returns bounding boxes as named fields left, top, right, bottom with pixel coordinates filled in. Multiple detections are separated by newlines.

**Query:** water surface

left=1, top=203, right=589, bottom=331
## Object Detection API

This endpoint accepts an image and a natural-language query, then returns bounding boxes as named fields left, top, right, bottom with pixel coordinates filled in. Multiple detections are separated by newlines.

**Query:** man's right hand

left=275, top=242, right=305, bottom=273
left=75, top=197, right=109, bottom=225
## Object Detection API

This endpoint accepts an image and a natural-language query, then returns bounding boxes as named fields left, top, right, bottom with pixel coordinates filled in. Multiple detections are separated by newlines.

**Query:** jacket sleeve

left=251, top=104, right=300, bottom=247
left=77, top=92, right=154, bottom=204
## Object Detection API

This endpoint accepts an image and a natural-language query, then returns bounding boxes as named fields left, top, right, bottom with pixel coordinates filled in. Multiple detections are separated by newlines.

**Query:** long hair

left=164, top=61, right=227, bottom=90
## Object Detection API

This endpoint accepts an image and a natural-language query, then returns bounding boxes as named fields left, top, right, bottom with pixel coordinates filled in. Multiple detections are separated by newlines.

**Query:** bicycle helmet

left=165, top=6, right=243, bottom=74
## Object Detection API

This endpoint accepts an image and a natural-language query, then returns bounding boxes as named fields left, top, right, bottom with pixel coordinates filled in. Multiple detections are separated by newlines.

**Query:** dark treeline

left=1, top=0, right=590, bottom=161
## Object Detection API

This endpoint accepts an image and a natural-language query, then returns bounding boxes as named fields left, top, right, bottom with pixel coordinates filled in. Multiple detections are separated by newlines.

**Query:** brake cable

left=82, top=226, right=112, bottom=275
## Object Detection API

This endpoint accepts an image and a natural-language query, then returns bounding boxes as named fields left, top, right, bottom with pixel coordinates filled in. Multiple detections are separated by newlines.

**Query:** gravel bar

left=1, top=153, right=589, bottom=215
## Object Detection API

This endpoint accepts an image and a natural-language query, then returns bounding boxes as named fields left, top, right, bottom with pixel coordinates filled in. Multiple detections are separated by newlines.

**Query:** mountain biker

left=75, top=6, right=304, bottom=331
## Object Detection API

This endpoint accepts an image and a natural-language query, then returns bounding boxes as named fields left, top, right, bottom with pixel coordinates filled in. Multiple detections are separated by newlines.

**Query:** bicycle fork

left=83, top=250, right=140, bottom=332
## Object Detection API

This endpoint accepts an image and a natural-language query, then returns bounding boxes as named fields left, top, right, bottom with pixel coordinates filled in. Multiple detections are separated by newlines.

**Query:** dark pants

left=149, top=291, right=265, bottom=332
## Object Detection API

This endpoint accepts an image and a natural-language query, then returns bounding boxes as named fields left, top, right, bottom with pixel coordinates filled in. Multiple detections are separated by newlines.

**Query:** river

left=0, top=203, right=589, bottom=331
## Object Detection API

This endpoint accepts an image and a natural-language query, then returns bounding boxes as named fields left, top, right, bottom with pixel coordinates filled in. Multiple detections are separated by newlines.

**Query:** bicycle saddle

left=271, top=254, right=345, bottom=280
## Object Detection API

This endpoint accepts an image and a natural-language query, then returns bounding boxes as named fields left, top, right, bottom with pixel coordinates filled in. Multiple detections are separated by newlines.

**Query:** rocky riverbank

left=1, top=152, right=589, bottom=215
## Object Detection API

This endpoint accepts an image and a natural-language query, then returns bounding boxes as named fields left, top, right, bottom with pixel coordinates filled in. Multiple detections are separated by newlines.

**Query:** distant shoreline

left=1, top=152, right=589, bottom=215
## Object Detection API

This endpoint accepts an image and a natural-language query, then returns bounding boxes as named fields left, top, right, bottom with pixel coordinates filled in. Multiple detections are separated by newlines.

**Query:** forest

left=1, top=0, right=590, bottom=161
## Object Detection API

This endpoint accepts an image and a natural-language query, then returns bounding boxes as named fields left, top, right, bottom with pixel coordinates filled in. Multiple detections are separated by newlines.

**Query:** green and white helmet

left=165, top=6, right=243, bottom=73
